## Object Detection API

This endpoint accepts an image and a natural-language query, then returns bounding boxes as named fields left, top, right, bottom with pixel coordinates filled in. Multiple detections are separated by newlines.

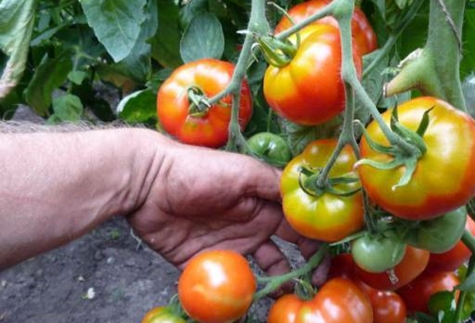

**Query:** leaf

left=24, top=51, right=73, bottom=116
left=180, top=12, right=224, bottom=63
left=457, top=267, right=475, bottom=292
left=80, top=0, right=147, bottom=62
left=117, top=89, right=157, bottom=123
left=51, top=93, right=84, bottom=122
left=151, top=0, right=182, bottom=68
left=0, top=0, right=38, bottom=99
left=179, top=0, right=208, bottom=30
left=461, top=7, right=475, bottom=80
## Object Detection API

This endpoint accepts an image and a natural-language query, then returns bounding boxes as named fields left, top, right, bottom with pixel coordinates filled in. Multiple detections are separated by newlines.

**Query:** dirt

left=0, top=216, right=277, bottom=322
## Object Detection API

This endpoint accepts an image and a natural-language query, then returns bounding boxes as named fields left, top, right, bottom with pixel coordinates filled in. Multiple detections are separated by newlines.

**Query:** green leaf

left=117, top=89, right=157, bottom=123
left=51, top=93, right=84, bottom=122
left=151, top=0, right=182, bottom=68
left=457, top=267, right=475, bottom=292
left=80, top=0, right=147, bottom=62
left=68, top=71, right=89, bottom=85
left=24, top=51, right=73, bottom=116
left=461, top=7, right=475, bottom=79
left=0, top=0, right=38, bottom=99
left=180, top=12, right=224, bottom=63
left=179, top=0, right=208, bottom=30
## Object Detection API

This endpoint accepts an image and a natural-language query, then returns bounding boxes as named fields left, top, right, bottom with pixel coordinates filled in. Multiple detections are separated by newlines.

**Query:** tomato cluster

left=150, top=0, right=475, bottom=322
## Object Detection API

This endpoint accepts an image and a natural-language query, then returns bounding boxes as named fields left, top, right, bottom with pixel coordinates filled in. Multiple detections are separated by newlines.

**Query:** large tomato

left=355, top=245, right=430, bottom=291
left=267, top=293, right=304, bottom=323
left=157, top=58, right=253, bottom=148
left=296, top=277, right=373, bottom=323
left=397, top=271, right=460, bottom=314
left=263, top=24, right=362, bottom=126
left=177, top=250, right=256, bottom=323
left=274, top=0, right=377, bottom=55
left=280, top=139, right=364, bottom=242
left=426, top=215, right=475, bottom=273
left=357, top=96, right=475, bottom=220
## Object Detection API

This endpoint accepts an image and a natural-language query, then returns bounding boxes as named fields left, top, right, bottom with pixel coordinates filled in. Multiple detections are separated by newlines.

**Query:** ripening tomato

left=267, top=293, right=304, bottom=323
left=264, top=24, right=362, bottom=126
left=141, top=306, right=187, bottom=323
left=177, top=250, right=256, bottom=323
left=355, top=245, right=430, bottom=291
left=157, top=58, right=253, bottom=148
left=357, top=96, right=475, bottom=220
left=280, top=139, right=365, bottom=242
left=426, top=215, right=475, bottom=273
left=296, top=277, right=373, bottom=323
left=274, top=0, right=377, bottom=55
left=397, top=271, right=460, bottom=314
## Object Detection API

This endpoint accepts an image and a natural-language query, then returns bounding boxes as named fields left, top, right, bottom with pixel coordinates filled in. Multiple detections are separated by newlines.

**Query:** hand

left=127, top=142, right=329, bottom=286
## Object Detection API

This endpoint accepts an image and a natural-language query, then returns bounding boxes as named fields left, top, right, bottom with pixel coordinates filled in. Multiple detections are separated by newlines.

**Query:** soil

left=0, top=216, right=276, bottom=322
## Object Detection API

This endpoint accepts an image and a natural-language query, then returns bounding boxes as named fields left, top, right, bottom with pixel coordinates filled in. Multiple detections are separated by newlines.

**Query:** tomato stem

left=253, top=243, right=329, bottom=301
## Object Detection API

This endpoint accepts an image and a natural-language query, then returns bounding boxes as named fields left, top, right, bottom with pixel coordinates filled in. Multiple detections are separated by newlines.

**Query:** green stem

left=462, top=228, right=475, bottom=255
left=253, top=243, right=329, bottom=301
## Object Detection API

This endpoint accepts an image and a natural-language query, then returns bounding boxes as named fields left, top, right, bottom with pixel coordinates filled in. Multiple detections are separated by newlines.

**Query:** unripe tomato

left=178, top=250, right=256, bottom=323
left=141, top=306, right=186, bottom=323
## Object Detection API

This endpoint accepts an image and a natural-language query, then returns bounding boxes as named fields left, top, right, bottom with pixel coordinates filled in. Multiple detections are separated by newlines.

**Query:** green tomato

left=398, top=206, right=467, bottom=254
left=351, top=231, right=407, bottom=273
left=246, top=132, right=292, bottom=167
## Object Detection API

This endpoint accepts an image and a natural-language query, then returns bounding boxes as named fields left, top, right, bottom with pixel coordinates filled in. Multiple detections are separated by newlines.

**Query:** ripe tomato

left=264, top=24, right=362, bottom=126
left=280, top=139, right=364, bottom=242
left=355, top=245, right=430, bottom=291
left=296, top=277, right=373, bottom=323
left=157, top=58, right=253, bottom=148
left=426, top=215, right=475, bottom=273
left=274, top=0, right=377, bottom=55
left=267, top=293, right=304, bottom=323
left=177, top=250, right=256, bottom=323
left=141, top=307, right=186, bottom=323
left=357, top=96, right=475, bottom=220
left=397, top=271, right=460, bottom=314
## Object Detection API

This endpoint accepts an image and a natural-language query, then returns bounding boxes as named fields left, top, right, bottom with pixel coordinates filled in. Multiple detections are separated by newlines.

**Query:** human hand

left=127, top=142, right=329, bottom=286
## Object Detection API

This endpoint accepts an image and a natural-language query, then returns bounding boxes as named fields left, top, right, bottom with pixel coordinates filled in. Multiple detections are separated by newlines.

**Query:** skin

left=0, top=123, right=327, bottom=287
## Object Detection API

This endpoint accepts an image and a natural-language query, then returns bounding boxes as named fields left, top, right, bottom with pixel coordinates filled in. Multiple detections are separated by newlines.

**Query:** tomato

left=357, top=96, right=475, bottom=220
left=280, top=139, right=364, bottom=242
left=296, top=277, right=373, bottom=323
left=141, top=307, right=186, bottom=323
left=157, top=58, right=253, bottom=148
left=267, top=293, right=304, bottom=323
left=351, top=231, right=406, bottom=273
left=246, top=132, right=292, bottom=168
left=426, top=215, right=475, bottom=272
left=355, top=245, right=430, bottom=290
left=177, top=249, right=256, bottom=323
left=263, top=24, right=362, bottom=126
left=274, top=0, right=377, bottom=55
left=328, top=254, right=407, bottom=323
left=398, top=206, right=467, bottom=254
left=397, top=271, right=460, bottom=314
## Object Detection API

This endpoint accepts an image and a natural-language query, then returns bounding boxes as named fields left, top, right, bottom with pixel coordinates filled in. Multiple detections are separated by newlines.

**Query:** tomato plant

left=397, top=271, right=460, bottom=314
left=246, top=132, right=292, bottom=167
left=355, top=245, right=430, bottom=291
left=177, top=249, right=256, bottom=323
left=263, top=24, right=362, bottom=126
left=351, top=231, right=406, bottom=273
left=357, top=96, right=475, bottom=220
left=274, top=0, right=378, bottom=55
left=280, top=138, right=364, bottom=242
left=426, top=216, right=475, bottom=273
left=141, top=307, right=186, bottom=323
left=157, top=58, right=253, bottom=148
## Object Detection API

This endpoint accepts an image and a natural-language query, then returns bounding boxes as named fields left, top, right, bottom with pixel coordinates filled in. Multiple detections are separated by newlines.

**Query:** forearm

left=0, top=125, right=168, bottom=268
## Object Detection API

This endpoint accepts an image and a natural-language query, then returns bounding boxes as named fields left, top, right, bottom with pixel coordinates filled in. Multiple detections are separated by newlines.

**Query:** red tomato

left=274, top=0, right=378, bottom=55
left=426, top=216, right=475, bottom=273
left=267, top=294, right=304, bottom=323
left=296, top=277, right=373, bottom=323
left=177, top=250, right=256, bottom=323
left=263, top=24, right=362, bottom=125
left=358, top=97, right=475, bottom=220
left=157, top=58, right=253, bottom=148
left=355, top=245, right=430, bottom=291
left=397, top=271, right=460, bottom=314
